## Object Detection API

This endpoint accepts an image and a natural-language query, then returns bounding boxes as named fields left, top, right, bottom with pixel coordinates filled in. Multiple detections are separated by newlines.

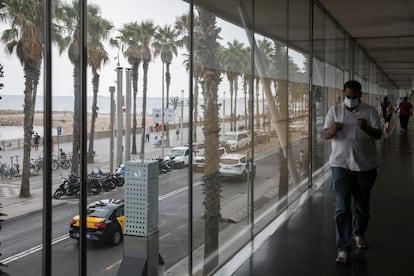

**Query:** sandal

left=355, top=236, right=368, bottom=249
left=335, top=251, right=350, bottom=264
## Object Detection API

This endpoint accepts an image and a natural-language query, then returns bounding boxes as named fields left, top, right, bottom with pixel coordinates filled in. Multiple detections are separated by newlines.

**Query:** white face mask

left=343, top=97, right=360, bottom=108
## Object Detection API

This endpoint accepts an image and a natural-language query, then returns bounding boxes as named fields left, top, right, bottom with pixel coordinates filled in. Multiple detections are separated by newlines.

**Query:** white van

left=222, top=131, right=250, bottom=151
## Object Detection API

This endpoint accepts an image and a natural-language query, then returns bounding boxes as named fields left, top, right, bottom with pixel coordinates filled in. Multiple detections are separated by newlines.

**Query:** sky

left=0, top=0, right=304, bottom=100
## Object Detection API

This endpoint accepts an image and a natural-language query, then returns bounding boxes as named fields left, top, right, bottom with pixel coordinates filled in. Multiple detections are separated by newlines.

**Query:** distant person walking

left=32, top=132, right=40, bottom=150
left=176, top=127, right=180, bottom=140
left=323, top=80, right=382, bottom=264
left=395, top=97, right=413, bottom=133
left=380, top=96, right=388, bottom=122
left=145, top=128, right=150, bottom=143
left=384, top=101, right=394, bottom=136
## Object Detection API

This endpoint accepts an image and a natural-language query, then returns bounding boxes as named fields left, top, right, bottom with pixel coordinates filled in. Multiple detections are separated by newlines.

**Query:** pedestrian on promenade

left=176, top=127, right=180, bottom=140
left=145, top=128, right=150, bottom=143
left=394, top=97, right=413, bottom=134
left=380, top=96, right=388, bottom=122
left=384, top=101, right=394, bottom=137
left=323, top=80, right=382, bottom=264
left=32, top=132, right=40, bottom=150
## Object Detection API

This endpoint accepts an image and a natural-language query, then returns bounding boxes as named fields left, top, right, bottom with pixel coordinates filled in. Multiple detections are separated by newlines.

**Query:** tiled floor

left=234, top=125, right=414, bottom=276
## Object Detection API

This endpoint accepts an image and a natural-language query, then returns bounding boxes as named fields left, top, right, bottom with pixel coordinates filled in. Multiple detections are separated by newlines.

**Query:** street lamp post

left=109, top=86, right=115, bottom=172
left=180, top=89, right=184, bottom=146
left=124, top=69, right=132, bottom=162
left=116, top=67, right=123, bottom=167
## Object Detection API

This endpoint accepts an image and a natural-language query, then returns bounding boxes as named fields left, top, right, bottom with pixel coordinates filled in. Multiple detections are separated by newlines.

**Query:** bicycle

left=30, top=156, right=43, bottom=174
left=52, top=155, right=71, bottom=171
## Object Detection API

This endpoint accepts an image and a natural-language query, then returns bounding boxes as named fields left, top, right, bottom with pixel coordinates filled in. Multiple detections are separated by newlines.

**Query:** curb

left=3, top=200, right=69, bottom=224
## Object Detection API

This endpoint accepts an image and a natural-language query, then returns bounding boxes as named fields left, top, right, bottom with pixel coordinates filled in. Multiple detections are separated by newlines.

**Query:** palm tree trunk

left=165, top=63, right=171, bottom=147
left=255, top=78, right=260, bottom=128
left=72, top=64, right=81, bottom=175
left=247, top=77, right=253, bottom=130
left=233, top=78, right=238, bottom=131
left=20, top=64, right=39, bottom=198
left=193, top=76, right=199, bottom=142
left=88, top=71, right=99, bottom=162
left=140, top=62, right=149, bottom=159
left=202, top=73, right=221, bottom=275
left=244, top=78, right=248, bottom=129
left=229, top=79, right=234, bottom=131
left=131, top=62, right=139, bottom=154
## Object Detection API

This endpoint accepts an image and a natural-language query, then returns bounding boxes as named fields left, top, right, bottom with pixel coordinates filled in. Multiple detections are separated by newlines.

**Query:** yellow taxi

left=69, top=199, right=124, bottom=245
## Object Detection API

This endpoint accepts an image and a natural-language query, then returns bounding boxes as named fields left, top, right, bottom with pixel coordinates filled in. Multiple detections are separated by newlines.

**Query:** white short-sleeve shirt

left=324, top=102, right=382, bottom=171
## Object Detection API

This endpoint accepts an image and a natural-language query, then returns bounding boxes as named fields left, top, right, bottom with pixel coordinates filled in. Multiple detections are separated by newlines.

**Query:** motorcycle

left=88, top=169, right=116, bottom=192
left=114, top=165, right=125, bottom=186
left=53, top=174, right=101, bottom=199
left=155, top=156, right=172, bottom=174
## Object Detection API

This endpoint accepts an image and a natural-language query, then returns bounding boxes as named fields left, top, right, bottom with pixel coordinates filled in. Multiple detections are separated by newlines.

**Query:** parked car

left=222, top=131, right=250, bottom=151
left=69, top=199, right=124, bottom=245
left=219, top=153, right=256, bottom=180
left=253, top=129, right=270, bottom=144
left=184, top=142, right=204, bottom=155
left=193, top=147, right=227, bottom=172
left=168, top=146, right=190, bottom=169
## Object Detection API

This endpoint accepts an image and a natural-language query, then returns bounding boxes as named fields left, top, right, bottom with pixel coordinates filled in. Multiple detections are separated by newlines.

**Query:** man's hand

left=357, top=118, right=368, bottom=131
left=324, top=121, right=343, bottom=140
left=331, top=122, right=343, bottom=134
left=357, top=118, right=382, bottom=139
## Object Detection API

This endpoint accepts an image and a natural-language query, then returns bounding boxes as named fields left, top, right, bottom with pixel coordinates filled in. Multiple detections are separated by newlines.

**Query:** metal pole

left=181, top=89, right=184, bottom=146
left=125, top=69, right=132, bottom=162
left=162, top=63, right=165, bottom=156
left=116, top=67, right=123, bottom=166
left=109, top=86, right=115, bottom=172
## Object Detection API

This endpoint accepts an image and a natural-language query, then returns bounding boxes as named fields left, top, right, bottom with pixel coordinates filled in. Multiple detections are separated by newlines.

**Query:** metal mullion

left=42, top=0, right=53, bottom=275
left=188, top=1, right=194, bottom=274
left=79, top=0, right=88, bottom=275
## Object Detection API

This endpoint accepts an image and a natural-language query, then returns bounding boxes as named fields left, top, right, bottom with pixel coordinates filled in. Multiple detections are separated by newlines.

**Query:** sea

left=0, top=95, right=261, bottom=140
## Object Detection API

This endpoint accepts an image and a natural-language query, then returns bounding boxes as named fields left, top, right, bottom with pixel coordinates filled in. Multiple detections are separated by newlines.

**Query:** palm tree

left=175, top=13, right=202, bottom=143
left=169, top=97, right=179, bottom=111
left=56, top=1, right=110, bottom=174
left=220, top=40, right=245, bottom=131
left=54, top=0, right=82, bottom=175
left=196, top=7, right=222, bottom=275
left=257, top=38, right=273, bottom=128
left=116, top=22, right=143, bottom=154
left=87, top=6, right=113, bottom=162
left=153, top=24, right=181, bottom=148
left=169, top=97, right=179, bottom=127
left=138, top=20, right=156, bottom=159
left=1, top=0, right=43, bottom=198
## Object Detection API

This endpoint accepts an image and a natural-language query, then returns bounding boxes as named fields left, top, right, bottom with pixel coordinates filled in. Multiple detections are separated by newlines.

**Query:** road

left=0, top=122, right=309, bottom=275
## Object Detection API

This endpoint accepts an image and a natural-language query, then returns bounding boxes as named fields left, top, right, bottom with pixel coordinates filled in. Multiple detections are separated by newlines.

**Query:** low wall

left=0, top=123, right=189, bottom=151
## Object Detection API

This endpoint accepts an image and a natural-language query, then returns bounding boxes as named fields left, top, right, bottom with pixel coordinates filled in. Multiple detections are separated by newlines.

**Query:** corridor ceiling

left=195, top=0, right=414, bottom=89
left=319, top=0, right=414, bottom=89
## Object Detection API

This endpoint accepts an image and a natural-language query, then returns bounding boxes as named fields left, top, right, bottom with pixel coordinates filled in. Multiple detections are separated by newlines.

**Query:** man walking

left=323, top=80, right=382, bottom=264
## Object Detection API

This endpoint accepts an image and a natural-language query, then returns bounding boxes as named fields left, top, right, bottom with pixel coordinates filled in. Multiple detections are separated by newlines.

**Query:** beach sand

left=0, top=110, right=157, bottom=134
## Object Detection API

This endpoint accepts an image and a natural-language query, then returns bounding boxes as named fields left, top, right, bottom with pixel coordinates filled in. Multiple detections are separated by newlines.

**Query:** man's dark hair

left=343, top=80, right=362, bottom=92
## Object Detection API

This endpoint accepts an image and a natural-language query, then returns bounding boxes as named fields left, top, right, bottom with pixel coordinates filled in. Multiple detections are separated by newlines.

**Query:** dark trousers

left=331, top=167, right=377, bottom=252
left=399, top=115, right=409, bottom=130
